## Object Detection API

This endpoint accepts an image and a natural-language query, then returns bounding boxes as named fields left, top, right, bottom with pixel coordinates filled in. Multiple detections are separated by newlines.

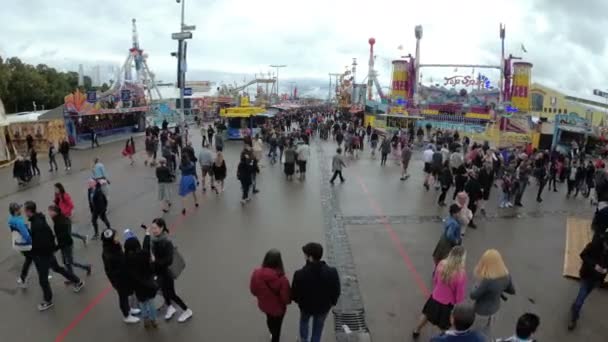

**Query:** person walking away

left=26, top=134, right=34, bottom=151
left=566, top=160, right=579, bottom=198
left=464, top=170, right=482, bottom=229
left=413, top=246, right=467, bottom=339
left=450, top=149, right=464, bottom=174
left=500, top=173, right=513, bottom=208
left=88, top=179, right=111, bottom=239
left=143, top=218, right=193, bottom=322
left=370, top=130, right=379, bottom=157
left=198, top=144, right=215, bottom=192
left=437, top=162, right=453, bottom=206
left=549, top=159, right=559, bottom=192
left=54, top=183, right=87, bottom=244
left=477, top=163, right=494, bottom=214
left=380, top=136, right=391, bottom=166
left=124, top=230, right=158, bottom=329
left=400, top=143, right=412, bottom=180
left=454, top=192, right=473, bottom=236
left=296, top=141, right=311, bottom=181
left=292, top=242, right=340, bottom=342
left=156, top=159, right=175, bottom=213
left=430, top=303, right=486, bottom=342
left=59, top=138, right=71, bottom=170
left=567, top=231, right=608, bottom=330
left=584, top=160, right=596, bottom=198
left=212, top=152, right=227, bottom=193
left=283, top=143, right=297, bottom=181
left=207, top=125, right=215, bottom=148
left=514, top=160, right=531, bottom=206
left=48, top=141, right=58, bottom=172
left=24, top=201, right=84, bottom=311
left=30, top=147, right=40, bottom=176
left=432, top=205, right=463, bottom=265
left=200, top=125, right=208, bottom=147
left=330, top=148, right=346, bottom=185
left=497, top=313, right=540, bottom=342
left=431, top=147, right=444, bottom=190
left=335, top=130, right=344, bottom=148
left=470, top=249, right=516, bottom=333
left=535, top=162, right=548, bottom=203
left=250, top=249, right=291, bottom=342
left=124, top=138, right=136, bottom=165
left=91, top=130, right=100, bottom=148
left=237, top=154, right=255, bottom=204
left=101, top=228, right=141, bottom=323
left=452, top=165, right=468, bottom=200
left=8, top=203, right=32, bottom=288
left=253, top=134, right=264, bottom=163
left=178, top=155, right=199, bottom=215
left=211, top=129, right=222, bottom=151
left=162, top=141, right=176, bottom=172
left=92, top=158, right=110, bottom=196
left=48, top=205, right=91, bottom=277
left=422, top=145, right=435, bottom=190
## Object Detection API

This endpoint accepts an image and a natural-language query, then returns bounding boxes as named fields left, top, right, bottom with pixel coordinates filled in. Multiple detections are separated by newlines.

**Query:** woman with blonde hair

left=413, top=246, right=467, bottom=339
left=470, top=249, right=516, bottom=327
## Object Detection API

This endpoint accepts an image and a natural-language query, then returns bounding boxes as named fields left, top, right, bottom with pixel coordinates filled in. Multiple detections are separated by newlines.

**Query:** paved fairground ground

left=0, top=132, right=606, bottom=342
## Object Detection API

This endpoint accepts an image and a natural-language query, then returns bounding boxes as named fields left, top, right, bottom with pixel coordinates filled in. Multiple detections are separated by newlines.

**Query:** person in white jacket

left=296, top=142, right=311, bottom=180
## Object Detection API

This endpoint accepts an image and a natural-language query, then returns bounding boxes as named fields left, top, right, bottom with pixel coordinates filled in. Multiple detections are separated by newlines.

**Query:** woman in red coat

left=250, top=249, right=291, bottom=342
left=54, top=182, right=87, bottom=244
left=122, top=137, right=136, bottom=165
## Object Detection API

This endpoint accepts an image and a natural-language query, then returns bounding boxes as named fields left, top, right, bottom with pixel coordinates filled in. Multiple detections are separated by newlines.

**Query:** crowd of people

left=6, top=108, right=608, bottom=341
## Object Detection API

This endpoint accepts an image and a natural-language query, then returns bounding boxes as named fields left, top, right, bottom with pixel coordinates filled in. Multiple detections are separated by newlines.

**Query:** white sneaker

left=123, top=315, right=140, bottom=324
left=129, top=308, right=141, bottom=315
left=177, top=309, right=193, bottom=323
left=17, top=277, right=27, bottom=288
left=164, top=305, right=177, bottom=320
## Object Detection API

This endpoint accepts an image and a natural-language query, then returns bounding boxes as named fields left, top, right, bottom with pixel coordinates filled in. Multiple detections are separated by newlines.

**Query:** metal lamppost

left=172, top=0, right=196, bottom=127
left=413, top=25, right=423, bottom=105
left=270, top=64, right=287, bottom=97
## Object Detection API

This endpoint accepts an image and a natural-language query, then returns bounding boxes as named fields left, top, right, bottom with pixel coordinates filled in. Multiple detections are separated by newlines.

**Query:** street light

left=172, top=0, right=195, bottom=128
left=270, top=64, right=287, bottom=97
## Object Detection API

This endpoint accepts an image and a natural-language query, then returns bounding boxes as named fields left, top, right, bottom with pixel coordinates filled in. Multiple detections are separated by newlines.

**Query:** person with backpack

left=101, top=228, right=141, bottom=324
left=143, top=218, right=193, bottom=323
left=250, top=249, right=291, bottom=342
left=24, top=201, right=84, bottom=311
left=292, top=242, right=340, bottom=342
left=8, top=202, right=33, bottom=288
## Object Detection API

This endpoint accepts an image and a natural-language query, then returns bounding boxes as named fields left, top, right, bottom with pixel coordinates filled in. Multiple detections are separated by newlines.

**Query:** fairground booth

left=63, top=86, right=147, bottom=145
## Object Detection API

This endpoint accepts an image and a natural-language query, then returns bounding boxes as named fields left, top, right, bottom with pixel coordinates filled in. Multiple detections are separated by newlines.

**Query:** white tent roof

left=6, top=111, right=47, bottom=124
left=0, top=99, right=7, bottom=127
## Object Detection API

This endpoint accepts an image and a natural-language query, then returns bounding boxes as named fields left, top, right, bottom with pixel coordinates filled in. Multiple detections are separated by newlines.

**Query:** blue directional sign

left=183, top=87, right=193, bottom=96
left=121, top=90, right=131, bottom=102
left=86, top=91, right=97, bottom=103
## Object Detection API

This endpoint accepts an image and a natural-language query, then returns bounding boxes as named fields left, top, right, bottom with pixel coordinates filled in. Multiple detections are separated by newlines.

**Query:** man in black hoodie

left=24, top=201, right=84, bottom=311
left=48, top=205, right=91, bottom=277
left=568, top=231, right=608, bottom=330
left=292, top=242, right=340, bottom=342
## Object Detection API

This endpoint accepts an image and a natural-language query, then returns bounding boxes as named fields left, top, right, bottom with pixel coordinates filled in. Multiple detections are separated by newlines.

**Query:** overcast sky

left=1, top=0, right=607, bottom=98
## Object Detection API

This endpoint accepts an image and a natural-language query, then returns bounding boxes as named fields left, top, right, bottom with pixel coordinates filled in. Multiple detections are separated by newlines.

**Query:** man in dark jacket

left=568, top=231, right=608, bottom=330
left=465, top=170, right=482, bottom=229
left=88, top=181, right=111, bottom=239
left=24, top=201, right=83, bottom=311
left=48, top=205, right=91, bottom=277
left=292, top=242, right=340, bottom=342
left=59, top=139, right=71, bottom=170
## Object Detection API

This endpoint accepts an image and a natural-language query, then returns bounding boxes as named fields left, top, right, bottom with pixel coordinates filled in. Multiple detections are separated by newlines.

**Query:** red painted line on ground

left=54, top=203, right=192, bottom=342
left=354, top=174, right=431, bottom=298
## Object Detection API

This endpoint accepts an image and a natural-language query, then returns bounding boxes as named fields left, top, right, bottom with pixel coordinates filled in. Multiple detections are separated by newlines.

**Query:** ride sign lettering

left=444, top=75, right=486, bottom=87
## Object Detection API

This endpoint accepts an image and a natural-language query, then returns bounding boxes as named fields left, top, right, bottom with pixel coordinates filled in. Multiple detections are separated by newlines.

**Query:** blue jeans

left=571, top=279, right=597, bottom=321
left=140, top=299, right=157, bottom=320
left=299, top=311, right=328, bottom=342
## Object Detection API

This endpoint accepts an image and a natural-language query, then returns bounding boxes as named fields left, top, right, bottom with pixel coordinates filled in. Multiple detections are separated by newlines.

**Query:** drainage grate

left=334, top=310, right=369, bottom=333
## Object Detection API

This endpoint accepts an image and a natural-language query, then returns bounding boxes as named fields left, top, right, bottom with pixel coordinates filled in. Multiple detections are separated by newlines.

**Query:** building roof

left=5, top=111, right=45, bottom=124
left=38, top=105, right=65, bottom=120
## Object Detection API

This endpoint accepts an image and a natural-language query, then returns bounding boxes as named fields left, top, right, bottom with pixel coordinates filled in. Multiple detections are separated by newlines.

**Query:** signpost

left=183, top=87, right=193, bottom=96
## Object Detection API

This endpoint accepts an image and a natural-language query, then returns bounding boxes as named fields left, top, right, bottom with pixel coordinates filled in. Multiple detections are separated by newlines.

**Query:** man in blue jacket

left=8, top=202, right=32, bottom=287
left=431, top=303, right=485, bottom=341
